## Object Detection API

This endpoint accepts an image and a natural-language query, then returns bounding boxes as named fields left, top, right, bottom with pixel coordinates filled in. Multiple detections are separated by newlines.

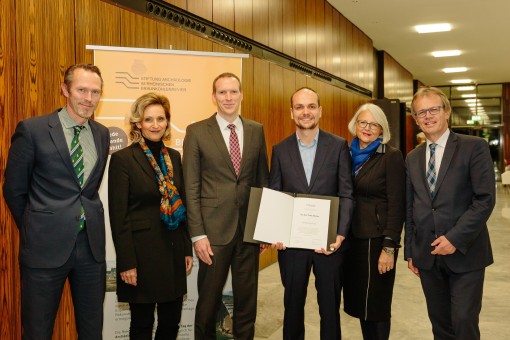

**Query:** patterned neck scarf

left=139, top=138, right=186, bottom=230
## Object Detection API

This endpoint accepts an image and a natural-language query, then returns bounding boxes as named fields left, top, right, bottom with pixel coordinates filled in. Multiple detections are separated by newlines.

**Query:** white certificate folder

left=244, top=187, right=339, bottom=250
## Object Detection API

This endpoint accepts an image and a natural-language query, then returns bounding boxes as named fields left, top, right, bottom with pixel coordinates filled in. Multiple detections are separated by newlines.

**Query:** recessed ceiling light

left=457, top=86, right=475, bottom=91
left=443, top=67, right=468, bottom=73
left=461, top=94, right=476, bottom=98
left=451, top=79, right=473, bottom=84
left=432, top=50, right=461, bottom=57
left=415, top=23, right=452, bottom=33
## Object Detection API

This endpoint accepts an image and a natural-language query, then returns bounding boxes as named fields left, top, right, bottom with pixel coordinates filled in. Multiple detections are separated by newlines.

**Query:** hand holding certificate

left=245, top=188, right=339, bottom=250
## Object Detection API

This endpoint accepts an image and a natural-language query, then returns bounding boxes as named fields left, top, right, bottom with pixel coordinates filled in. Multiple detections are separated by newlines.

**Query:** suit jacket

left=404, top=131, right=495, bottom=272
left=183, top=114, right=269, bottom=245
left=351, top=144, right=405, bottom=245
left=3, top=109, right=110, bottom=268
left=268, top=129, right=354, bottom=240
left=108, top=143, right=192, bottom=303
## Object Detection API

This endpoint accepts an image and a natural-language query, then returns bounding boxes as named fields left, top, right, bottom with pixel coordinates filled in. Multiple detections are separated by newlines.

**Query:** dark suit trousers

left=195, top=227, right=259, bottom=340
left=129, top=298, right=183, bottom=340
left=419, top=256, right=485, bottom=340
left=278, top=248, right=344, bottom=340
left=20, top=231, right=106, bottom=340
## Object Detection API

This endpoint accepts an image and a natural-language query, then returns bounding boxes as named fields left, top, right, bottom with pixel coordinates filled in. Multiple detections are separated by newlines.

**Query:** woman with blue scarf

left=343, top=103, right=406, bottom=340
left=109, top=93, right=192, bottom=339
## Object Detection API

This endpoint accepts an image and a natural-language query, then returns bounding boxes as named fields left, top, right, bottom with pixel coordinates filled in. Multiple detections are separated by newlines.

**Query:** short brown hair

left=212, top=72, right=242, bottom=93
left=63, top=63, right=103, bottom=90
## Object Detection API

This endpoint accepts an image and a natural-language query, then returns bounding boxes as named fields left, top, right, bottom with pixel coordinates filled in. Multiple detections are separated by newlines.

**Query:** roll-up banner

left=89, top=45, right=246, bottom=339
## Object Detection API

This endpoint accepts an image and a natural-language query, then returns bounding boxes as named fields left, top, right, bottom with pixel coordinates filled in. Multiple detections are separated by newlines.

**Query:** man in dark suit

left=183, top=73, right=269, bottom=339
left=3, top=64, right=110, bottom=340
left=405, top=86, right=495, bottom=340
left=269, top=87, right=354, bottom=340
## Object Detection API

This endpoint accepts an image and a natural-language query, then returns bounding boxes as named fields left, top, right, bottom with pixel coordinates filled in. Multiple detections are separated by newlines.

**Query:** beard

left=295, top=120, right=318, bottom=130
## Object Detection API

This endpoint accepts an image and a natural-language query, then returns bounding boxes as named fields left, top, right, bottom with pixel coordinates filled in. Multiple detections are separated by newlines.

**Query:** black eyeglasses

left=357, top=120, right=381, bottom=131
left=414, top=105, right=444, bottom=118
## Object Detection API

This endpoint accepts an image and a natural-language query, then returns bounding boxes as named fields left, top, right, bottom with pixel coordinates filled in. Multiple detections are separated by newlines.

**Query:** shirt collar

left=58, top=106, right=90, bottom=130
left=427, top=129, right=450, bottom=149
left=216, top=113, right=242, bottom=131
left=296, top=130, right=319, bottom=147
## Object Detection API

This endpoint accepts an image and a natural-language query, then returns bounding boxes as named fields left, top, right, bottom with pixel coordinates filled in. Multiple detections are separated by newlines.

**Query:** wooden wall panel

left=282, top=0, right=296, bottom=57
left=382, top=51, right=413, bottom=103
left=119, top=10, right=158, bottom=48
left=75, top=0, right=121, bottom=63
left=234, top=0, right=253, bottom=39
left=0, top=0, right=417, bottom=338
left=186, top=0, right=213, bottom=52
left=213, top=0, right=234, bottom=30
left=305, top=0, right=317, bottom=66
left=323, top=3, right=333, bottom=74
left=315, top=0, right=326, bottom=70
left=1, top=0, right=20, bottom=337
left=294, top=0, right=307, bottom=62
left=252, top=0, right=269, bottom=46
left=268, top=0, right=283, bottom=51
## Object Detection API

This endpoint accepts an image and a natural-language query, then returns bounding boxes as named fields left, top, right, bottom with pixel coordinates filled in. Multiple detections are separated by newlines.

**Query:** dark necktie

left=426, top=143, right=437, bottom=198
left=228, top=124, right=241, bottom=176
left=71, top=126, right=85, bottom=231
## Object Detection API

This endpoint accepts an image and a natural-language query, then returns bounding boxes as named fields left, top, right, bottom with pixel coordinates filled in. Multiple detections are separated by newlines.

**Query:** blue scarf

left=350, top=137, right=382, bottom=176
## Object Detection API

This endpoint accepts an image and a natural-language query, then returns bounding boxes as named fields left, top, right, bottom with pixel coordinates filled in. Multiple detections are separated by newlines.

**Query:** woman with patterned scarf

left=343, top=103, right=406, bottom=340
left=109, top=92, right=193, bottom=339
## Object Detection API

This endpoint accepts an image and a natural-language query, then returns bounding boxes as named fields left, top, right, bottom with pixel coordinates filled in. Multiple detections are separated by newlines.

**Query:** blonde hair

left=348, top=103, right=391, bottom=144
left=129, top=92, right=171, bottom=143
left=411, top=86, right=451, bottom=115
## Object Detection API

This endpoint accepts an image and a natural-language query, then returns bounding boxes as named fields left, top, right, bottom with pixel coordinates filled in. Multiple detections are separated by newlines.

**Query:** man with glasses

left=404, top=86, right=495, bottom=339
left=3, top=64, right=110, bottom=339
left=269, top=87, right=354, bottom=339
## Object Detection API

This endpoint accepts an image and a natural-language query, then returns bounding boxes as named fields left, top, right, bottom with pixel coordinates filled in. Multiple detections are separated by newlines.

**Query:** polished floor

left=254, top=184, right=510, bottom=339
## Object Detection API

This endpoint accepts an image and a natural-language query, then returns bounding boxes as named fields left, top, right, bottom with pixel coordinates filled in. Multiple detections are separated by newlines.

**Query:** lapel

left=131, top=143, right=156, bottom=180
left=354, top=147, right=382, bottom=187
left=414, top=142, right=429, bottom=195
left=434, top=132, right=458, bottom=199
left=48, top=111, right=80, bottom=186
left=207, top=114, right=237, bottom=177
left=308, top=129, right=330, bottom=190
left=288, top=134, right=310, bottom=190
left=239, top=116, right=252, bottom=176
left=84, top=119, right=104, bottom=187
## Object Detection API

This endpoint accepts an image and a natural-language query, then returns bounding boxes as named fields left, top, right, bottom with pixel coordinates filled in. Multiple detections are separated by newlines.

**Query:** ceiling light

left=443, top=67, right=467, bottom=73
left=432, top=50, right=461, bottom=57
left=457, top=86, right=475, bottom=91
left=461, top=94, right=476, bottom=98
left=451, top=79, right=473, bottom=84
left=415, top=23, right=452, bottom=33
left=465, top=99, right=476, bottom=103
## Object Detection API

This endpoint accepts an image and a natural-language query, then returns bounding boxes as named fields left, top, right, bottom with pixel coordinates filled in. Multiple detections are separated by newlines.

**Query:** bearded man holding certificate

left=268, top=87, right=354, bottom=340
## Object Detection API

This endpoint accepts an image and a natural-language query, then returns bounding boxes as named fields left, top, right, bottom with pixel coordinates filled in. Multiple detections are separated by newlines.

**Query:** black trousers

left=419, top=256, right=485, bottom=340
left=278, top=248, right=344, bottom=340
left=20, top=231, right=105, bottom=340
left=129, top=298, right=183, bottom=340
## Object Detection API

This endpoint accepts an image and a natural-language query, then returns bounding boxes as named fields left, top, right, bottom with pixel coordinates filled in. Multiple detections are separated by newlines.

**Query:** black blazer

left=351, top=144, right=405, bottom=245
left=269, top=129, right=354, bottom=239
left=3, top=110, right=110, bottom=268
left=108, top=143, right=192, bottom=303
left=405, top=132, right=495, bottom=272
